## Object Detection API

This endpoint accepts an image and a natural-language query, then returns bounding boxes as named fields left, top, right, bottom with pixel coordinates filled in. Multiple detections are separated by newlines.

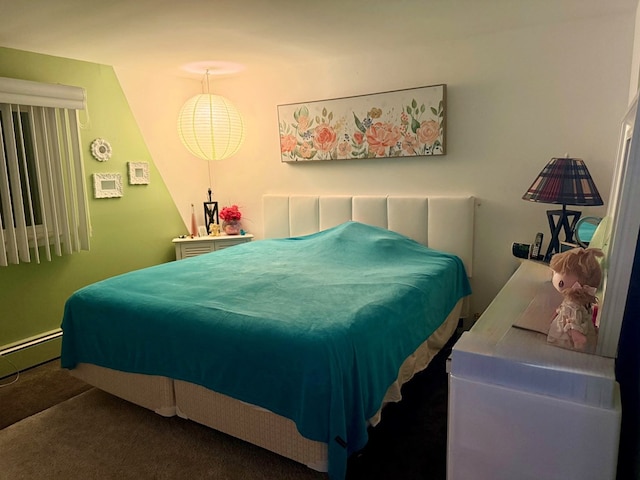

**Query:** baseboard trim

left=0, top=329, right=62, bottom=379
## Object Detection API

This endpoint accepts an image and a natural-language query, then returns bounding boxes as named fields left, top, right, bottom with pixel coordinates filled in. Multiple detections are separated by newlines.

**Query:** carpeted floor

left=0, top=359, right=92, bottom=430
left=0, top=339, right=454, bottom=480
left=0, top=388, right=327, bottom=480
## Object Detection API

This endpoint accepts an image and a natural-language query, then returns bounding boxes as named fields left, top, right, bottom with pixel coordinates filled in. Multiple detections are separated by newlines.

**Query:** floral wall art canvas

left=278, top=84, right=446, bottom=162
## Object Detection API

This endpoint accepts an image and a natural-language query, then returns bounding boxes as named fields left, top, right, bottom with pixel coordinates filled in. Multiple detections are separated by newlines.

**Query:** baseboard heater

left=0, top=329, right=62, bottom=357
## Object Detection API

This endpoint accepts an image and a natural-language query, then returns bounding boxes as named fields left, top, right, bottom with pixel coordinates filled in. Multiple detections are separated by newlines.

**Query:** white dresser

left=447, top=260, right=621, bottom=480
left=172, top=234, right=253, bottom=260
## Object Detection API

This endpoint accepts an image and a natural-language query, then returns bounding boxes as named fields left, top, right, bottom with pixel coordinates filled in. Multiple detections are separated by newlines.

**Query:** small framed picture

left=93, top=173, right=123, bottom=198
left=128, top=162, right=150, bottom=185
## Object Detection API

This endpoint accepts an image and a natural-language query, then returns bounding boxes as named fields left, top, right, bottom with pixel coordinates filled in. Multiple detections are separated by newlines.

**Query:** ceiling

left=1, top=0, right=637, bottom=78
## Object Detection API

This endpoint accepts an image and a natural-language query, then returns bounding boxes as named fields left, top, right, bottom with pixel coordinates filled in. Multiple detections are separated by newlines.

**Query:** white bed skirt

left=70, top=299, right=462, bottom=472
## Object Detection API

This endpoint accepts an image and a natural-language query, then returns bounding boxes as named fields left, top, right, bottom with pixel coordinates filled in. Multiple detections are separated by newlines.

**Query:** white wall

left=116, top=13, right=634, bottom=317
left=631, top=3, right=640, bottom=102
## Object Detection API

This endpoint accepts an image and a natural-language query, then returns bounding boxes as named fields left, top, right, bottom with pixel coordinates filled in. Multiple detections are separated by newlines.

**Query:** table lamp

left=522, top=156, right=603, bottom=261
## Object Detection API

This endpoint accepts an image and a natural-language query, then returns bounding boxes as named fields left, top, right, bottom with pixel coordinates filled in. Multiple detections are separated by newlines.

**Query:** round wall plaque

left=90, top=138, right=112, bottom=162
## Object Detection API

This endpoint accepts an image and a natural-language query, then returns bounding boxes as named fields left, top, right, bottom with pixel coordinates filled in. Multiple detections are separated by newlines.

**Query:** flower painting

left=278, top=84, right=446, bottom=162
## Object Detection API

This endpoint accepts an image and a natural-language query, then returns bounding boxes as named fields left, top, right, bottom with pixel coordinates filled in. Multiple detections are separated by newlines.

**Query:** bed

left=61, top=194, right=474, bottom=480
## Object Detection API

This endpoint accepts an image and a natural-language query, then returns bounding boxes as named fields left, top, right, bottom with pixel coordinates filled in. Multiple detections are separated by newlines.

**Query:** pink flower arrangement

left=220, top=205, right=242, bottom=222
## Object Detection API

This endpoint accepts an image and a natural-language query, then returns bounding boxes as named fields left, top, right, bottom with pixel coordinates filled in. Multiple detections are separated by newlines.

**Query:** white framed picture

left=128, top=162, right=150, bottom=185
left=93, top=173, right=123, bottom=198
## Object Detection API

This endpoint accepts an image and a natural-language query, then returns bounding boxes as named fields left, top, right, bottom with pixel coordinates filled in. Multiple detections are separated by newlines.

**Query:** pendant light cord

left=204, top=69, right=213, bottom=197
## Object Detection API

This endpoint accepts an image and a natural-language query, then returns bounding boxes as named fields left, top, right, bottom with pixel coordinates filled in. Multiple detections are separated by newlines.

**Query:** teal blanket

left=61, top=221, right=471, bottom=479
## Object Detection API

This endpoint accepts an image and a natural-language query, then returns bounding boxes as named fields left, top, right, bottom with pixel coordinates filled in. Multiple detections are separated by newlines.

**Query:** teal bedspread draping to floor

left=61, top=221, right=471, bottom=479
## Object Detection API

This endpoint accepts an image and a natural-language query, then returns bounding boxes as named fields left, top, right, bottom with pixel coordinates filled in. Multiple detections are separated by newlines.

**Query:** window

left=0, top=110, right=43, bottom=228
left=0, top=77, right=90, bottom=266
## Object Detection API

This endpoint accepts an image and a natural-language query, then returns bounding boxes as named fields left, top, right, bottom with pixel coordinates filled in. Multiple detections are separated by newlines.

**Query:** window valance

left=0, top=76, right=86, bottom=110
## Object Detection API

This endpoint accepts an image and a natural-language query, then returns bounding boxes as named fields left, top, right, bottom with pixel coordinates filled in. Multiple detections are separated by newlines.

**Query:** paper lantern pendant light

left=178, top=92, right=245, bottom=161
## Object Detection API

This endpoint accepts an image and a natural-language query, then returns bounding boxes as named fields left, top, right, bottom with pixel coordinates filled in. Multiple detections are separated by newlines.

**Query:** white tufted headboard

left=263, top=195, right=475, bottom=277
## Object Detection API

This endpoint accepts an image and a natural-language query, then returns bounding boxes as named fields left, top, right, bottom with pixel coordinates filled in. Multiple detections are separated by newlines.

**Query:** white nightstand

left=172, top=234, right=254, bottom=260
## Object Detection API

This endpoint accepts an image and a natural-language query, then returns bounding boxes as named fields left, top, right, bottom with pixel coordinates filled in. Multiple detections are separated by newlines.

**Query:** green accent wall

left=0, top=47, right=185, bottom=376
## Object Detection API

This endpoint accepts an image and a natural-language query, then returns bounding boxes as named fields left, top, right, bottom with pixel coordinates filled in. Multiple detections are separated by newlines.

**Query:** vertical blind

left=0, top=77, right=90, bottom=266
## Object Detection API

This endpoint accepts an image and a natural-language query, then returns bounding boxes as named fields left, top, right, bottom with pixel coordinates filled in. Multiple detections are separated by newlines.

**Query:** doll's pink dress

left=547, top=299, right=597, bottom=353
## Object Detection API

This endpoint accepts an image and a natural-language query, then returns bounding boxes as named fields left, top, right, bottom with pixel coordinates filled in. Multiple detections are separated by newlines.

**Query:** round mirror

left=574, top=216, right=601, bottom=247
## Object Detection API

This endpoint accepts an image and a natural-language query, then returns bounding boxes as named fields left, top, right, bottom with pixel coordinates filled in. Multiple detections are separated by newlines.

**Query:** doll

left=547, top=247, right=604, bottom=353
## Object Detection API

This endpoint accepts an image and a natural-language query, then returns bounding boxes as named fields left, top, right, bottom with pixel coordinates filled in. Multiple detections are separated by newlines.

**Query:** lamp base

left=544, top=208, right=581, bottom=262
left=204, top=201, right=219, bottom=234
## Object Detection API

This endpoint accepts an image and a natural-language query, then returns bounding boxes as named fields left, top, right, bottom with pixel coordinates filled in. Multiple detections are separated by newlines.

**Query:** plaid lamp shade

left=522, top=157, right=604, bottom=206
